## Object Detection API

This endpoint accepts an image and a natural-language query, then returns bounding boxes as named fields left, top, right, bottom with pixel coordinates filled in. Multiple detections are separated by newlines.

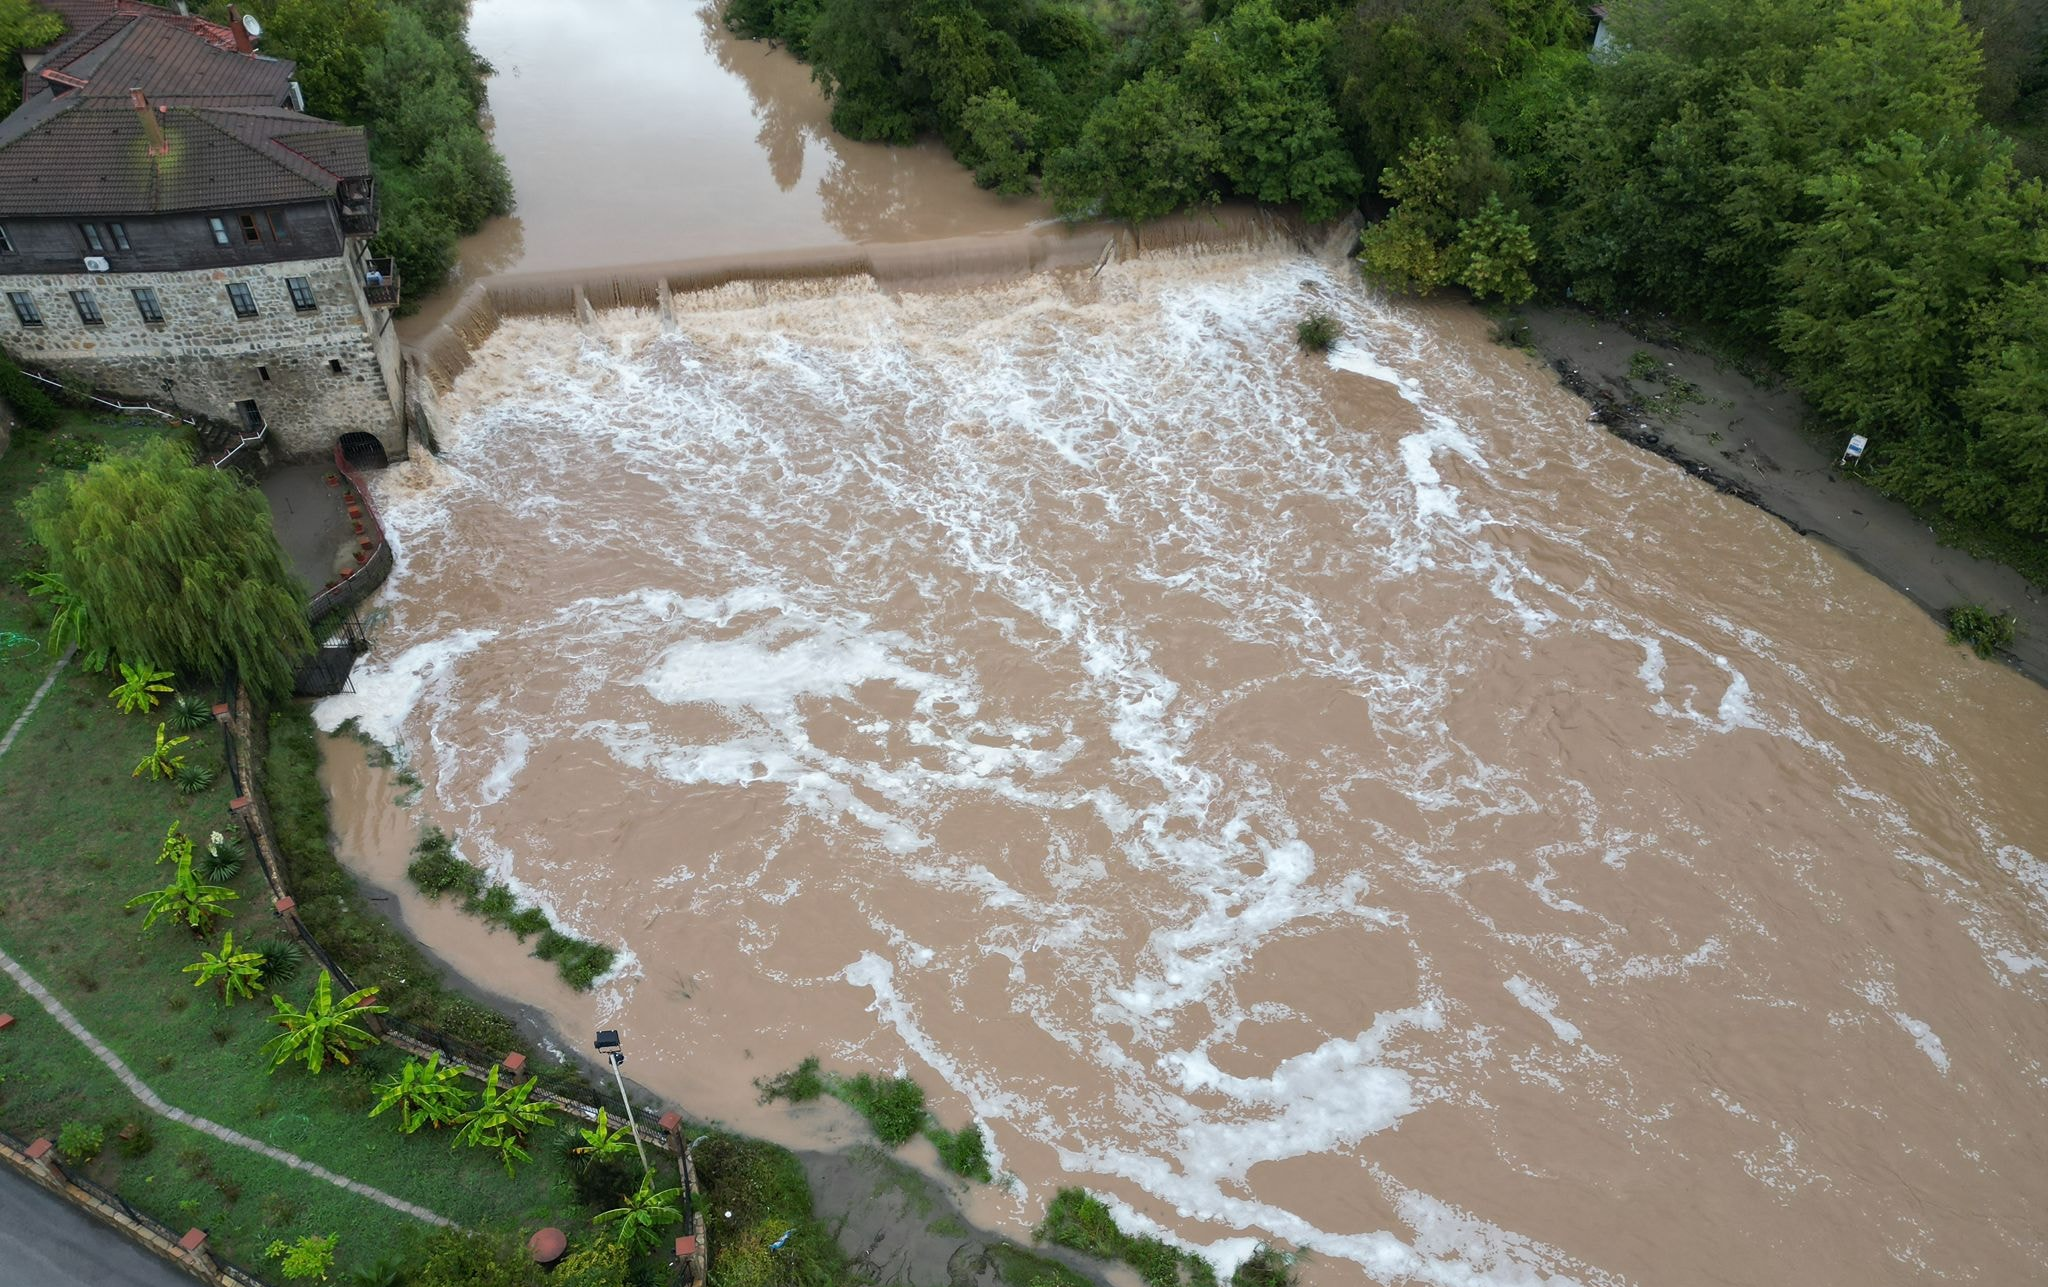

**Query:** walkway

left=0, top=947, right=450, bottom=1227
left=0, top=645, right=71, bottom=761
left=0, top=1164, right=201, bottom=1287
left=259, top=463, right=352, bottom=598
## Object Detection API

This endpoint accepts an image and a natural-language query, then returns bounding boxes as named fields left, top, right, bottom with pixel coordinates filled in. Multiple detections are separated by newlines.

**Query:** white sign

left=1844, top=435, right=1868, bottom=459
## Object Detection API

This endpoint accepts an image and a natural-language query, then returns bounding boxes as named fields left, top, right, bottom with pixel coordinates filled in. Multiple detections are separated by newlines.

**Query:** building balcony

left=337, top=177, right=378, bottom=237
left=361, top=257, right=399, bottom=309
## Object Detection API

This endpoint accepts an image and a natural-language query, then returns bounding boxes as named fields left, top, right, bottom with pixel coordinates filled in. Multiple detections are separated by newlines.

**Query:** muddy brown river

left=324, top=5, right=2048, bottom=1285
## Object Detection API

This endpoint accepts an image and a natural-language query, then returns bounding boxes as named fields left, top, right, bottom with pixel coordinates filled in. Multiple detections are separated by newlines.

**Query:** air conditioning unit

left=83, top=256, right=109, bottom=272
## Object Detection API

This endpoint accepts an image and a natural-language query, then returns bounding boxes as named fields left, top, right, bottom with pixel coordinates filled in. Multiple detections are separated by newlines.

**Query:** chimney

left=226, top=5, right=253, bottom=54
left=130, top=87, right=169, bottom=156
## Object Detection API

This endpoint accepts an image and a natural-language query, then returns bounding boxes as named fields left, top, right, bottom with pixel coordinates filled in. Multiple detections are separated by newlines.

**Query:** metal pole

left=610, top=1053, right=651, bottom=1174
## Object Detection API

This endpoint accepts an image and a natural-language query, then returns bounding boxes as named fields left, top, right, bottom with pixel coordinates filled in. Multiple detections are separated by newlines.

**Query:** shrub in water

left=1295, top=312, right=1341, bottom=353
left=407, top=827, right=482, bottom=901
left=506, top=906, right=549, bottom=941
left=1231, top=1244, right=1296, bottom=1287
left=756, top=1056, right=826, bottom=1104
left=928, top=1121, right=992, bottom=1182
left=58, top=1121, right=103, bottom=1162
left=559, top=941, right=617, bottom=992
left=838, top=1073, right=927, bottom=1146
left=475, top=883, right=517, bottom=926
left=1947, top=603, right=2018, bottom=659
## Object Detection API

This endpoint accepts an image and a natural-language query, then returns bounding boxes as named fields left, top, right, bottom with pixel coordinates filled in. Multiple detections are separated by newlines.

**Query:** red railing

left=306, top=442, right=391, bottom=623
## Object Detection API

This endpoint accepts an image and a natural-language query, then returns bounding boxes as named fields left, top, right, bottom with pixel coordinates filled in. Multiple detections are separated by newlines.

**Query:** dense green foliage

left=1036, top=1187, right=1216, bottom=1287
left=264, top=704, right=523, bottom=1053
left=758, top=1056, right=992, bottom=1180
left=0, top=0, right=63, bottom=117
left=731, top=0, right=2048, bottom=573
left=406, top=826, right=621, bottom=992
left=692, top=1130, right=852, bottom=1287
left=20, top=439, right=314, bottom=697
left=218, top=0, right=513, bottom=303
left=0, top=349, right=61, bottom=431
left=1947, top=602, right=2020, bottom=657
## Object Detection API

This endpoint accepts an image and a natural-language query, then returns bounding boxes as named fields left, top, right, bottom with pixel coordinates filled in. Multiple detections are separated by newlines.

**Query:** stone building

left=0, top=0, right=404, bottom=462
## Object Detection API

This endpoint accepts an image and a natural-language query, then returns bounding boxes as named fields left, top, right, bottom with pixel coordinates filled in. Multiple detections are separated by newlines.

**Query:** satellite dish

left=241, top=13, right=262, bottom=38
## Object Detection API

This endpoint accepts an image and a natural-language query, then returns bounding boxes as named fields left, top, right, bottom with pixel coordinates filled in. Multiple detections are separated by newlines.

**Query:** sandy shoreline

left=1518, top=305, right=2047, bottom=686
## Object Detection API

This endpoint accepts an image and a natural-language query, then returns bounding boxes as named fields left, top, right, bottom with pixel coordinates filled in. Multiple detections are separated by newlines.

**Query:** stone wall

left=0, top=252, right=405, bottom=460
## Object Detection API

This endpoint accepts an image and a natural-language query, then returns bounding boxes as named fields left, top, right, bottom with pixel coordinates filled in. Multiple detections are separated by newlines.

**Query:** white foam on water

left=1503, top=977, right=1583, bottom=1044
left=477, top=727, right=530, bottom=805
left=1892, top=1014, right=1950, bottom=1075
left=312, top=628, right=497, bottom=747
left=359, top=250, right=2048, bottom=1287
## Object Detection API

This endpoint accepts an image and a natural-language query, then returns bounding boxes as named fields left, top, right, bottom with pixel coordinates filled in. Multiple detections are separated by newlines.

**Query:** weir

left=405, top=206, right=1312, bottom=393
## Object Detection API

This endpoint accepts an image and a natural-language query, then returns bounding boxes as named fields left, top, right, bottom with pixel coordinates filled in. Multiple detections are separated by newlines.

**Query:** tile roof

left=0, top=101, right=369, bottom=216
left=0, top=2, right=367, bottom=217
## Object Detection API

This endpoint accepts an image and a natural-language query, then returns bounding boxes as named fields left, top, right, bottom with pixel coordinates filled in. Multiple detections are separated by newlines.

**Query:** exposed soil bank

left=1518, top=305, right=2048, bottom=685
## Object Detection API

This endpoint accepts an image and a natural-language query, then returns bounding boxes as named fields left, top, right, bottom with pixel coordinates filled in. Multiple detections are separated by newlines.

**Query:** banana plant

left=572, top=1106, right=634, bottom=1164
left=263, top=971, right=387, bottom=1074
left=24, top=571, right=110, bottom=671
left=133, top=723, right=190, bottom=781
left=125, top=851, right=239, bottom=935
left=109, top=663, right=174, bottom=714
left=368, top=1052, right=472, bottom=1133
left=156, top=821, right=194, bottom=866
left=451, top=1063, right=555, bottom=1175
left=593, top=1174, right=684, bottom=1252
left=184, top=930, right=266, bottom=1004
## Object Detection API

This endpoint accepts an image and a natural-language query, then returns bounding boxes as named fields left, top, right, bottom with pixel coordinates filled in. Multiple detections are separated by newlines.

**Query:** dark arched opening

left=338, top=432, right=388, bottom=470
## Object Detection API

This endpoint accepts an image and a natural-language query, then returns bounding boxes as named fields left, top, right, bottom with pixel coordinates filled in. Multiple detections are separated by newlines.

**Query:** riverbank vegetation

left=209, top=0, right=513, bottom=304
left=758, top=1056, right=992, bottom=1181
left=405, top=825, right=622, bottom=992
left=728, top=0, right=2046, bottom=586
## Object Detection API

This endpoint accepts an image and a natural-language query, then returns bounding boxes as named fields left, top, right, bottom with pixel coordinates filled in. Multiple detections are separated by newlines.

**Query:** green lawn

left=0, top=416, right=615, bottom=1278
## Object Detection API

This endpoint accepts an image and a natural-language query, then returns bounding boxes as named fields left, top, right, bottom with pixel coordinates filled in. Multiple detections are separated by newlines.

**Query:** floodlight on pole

left=594, top=1030, right=650, bottom=1174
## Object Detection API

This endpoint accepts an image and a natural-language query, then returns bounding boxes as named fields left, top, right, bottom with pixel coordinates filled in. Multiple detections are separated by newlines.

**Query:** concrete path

left=0, top=1164, right=200, bottom=1287
left=259, top=463, right=352, bottom=597
left=0, top=645, right=72, bottom=762
left=0, top=947, right=450, bottom=1227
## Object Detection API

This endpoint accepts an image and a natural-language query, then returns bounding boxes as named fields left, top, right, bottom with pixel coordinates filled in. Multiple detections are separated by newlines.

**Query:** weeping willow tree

left=21, top=439, right=313, bottom=698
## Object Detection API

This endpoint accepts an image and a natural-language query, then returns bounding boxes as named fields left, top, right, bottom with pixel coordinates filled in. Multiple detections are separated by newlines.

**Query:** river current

left=321, top=5, right=2048, bottom=1286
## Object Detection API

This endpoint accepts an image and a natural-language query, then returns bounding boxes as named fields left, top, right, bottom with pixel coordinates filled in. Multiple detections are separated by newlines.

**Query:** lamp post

left=593, top=1029, right=650, bottom=1173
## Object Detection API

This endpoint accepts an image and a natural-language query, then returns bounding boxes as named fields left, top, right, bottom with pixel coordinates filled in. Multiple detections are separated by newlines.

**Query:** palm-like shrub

left=199, top=831, right=244, bottom=883
left=133, top=723, right=190, bottom=781
left=369, top=1053, right=472, bottom=1133
left=593, top=1174, right=683, bottom=1252
left=109, top=663, right=175, bottom=714
left=572, top=1107, right=634, bottom=1164
left=184, top=930, right=266, bottom=1005
left=126, top=849, right=239, bottom=935
left=452, top=1063, right=556, bottom=1175
left=255, top=939, right=305, bottom=987
left=173, top=759, right=220, bottom=797
left=167, top=693, right=215, bottom=732
left=263, top=972, right=387, bottom=1074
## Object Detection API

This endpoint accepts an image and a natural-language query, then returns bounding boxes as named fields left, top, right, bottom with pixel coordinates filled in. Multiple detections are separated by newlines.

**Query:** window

left=8, top=292, right=41, bottom=327
left=109, top=222, right=130, bottom=252
left=266, top=210, right=289, bottom=242
left=79, top=223, right=103, bottom=253
left=0, top=226, right=12, bottom=254
left=328, top=359, right=345, bottom=374
left=209, top=217, right=230, bottom=246
left=257, top=365, right=270, bottom=383
left=70, top=290, right=102, bottom=325
left=286, top=277, right=316, bottom=312
left=226, top=282, right=257, bottom=317
left=239, top=213, right=261, bottom=243
left=132, top=287, right=163, bottom=324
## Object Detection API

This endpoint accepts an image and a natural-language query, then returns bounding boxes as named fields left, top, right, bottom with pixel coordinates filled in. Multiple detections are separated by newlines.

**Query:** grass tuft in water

left=1947, top=602, right=2018, bottom=659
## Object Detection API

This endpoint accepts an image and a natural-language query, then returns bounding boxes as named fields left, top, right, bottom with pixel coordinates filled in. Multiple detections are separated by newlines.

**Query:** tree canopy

left=20, top=439, right=315, bottom=698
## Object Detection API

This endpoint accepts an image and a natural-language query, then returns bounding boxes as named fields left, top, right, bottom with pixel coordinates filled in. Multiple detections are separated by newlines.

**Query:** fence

left=16, top=366, right=263, bottom=470
left=212, top=688, right=709, bottom=1282
left=0, top=1127, right=275, bottom=1286
left=305, top=442, right=394, bottom=625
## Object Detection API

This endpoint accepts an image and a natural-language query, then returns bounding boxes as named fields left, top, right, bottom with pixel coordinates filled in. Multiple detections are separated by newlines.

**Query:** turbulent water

left=321, top=248, right=2048, bottom=1287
